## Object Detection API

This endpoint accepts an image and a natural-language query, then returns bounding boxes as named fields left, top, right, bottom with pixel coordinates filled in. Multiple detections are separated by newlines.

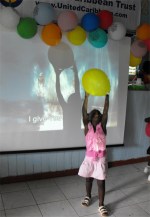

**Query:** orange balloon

left=136, top=23, right=150, bottom=40
left=41, top=23, right=62, bottom=46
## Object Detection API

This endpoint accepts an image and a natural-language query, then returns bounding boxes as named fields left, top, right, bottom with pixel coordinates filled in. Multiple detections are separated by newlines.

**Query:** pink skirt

left=78, top=156, right=107, bottom=180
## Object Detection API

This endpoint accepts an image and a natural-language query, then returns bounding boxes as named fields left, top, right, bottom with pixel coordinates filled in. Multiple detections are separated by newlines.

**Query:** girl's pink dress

left=78, top=123, right=107, bottom=180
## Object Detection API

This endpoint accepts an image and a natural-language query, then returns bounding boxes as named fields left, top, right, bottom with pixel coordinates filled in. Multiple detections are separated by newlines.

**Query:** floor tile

left=107, top=164, right=139, bottom=177
left=0, top=195, right=4, bottom=210
left=57, top=181, right=87, bottom=199
left=105, top=189, right=137, bottom=210
left=2, top=190, right=36, bottom=210
left=0, top=183, right=29, bottom=193
left=0, top=210, right=6, bottom=217
left=121, top=184, right=150, bottom=203
left=5, top=205, right=42, bottom=217
left=105, top=176, right=118, bottom=192
left=39, top=200, right=79, bottom=217
left=54, top=175, right=83, bottom=186
left=137, top=200, right=150, bottom=215
left=59, top=180, right=99, bottom=199
left=109, top=171, right=147, bottom=191
left=27, top=178, right=56, bottom=189
left=1, top=162, right=150, bottom=217
left=31, top=186, right=66, bottom=204
left=112, top=204, right=150, bottom=217
left=132, top=162, right=148, bottom=172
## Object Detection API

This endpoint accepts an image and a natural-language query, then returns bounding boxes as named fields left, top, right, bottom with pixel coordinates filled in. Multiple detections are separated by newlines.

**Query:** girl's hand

left=85, top=92, right=89, bottom=97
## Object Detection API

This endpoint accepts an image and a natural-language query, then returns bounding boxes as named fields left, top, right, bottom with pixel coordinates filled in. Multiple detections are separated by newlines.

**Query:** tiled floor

left=0, top=162, right=150, bottom=217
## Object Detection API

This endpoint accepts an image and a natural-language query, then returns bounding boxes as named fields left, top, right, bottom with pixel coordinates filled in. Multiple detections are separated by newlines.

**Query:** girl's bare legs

left=82, top=178, right=94, bottom=206
left=97, top=180, right=105, bottom=206
left=97, top=179, right=108, bottom=216
left=86, top=177, right=94, bottom=198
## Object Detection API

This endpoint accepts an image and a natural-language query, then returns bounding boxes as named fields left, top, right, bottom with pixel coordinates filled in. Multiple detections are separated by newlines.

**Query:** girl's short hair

left=88, top=109, right=102, bottom=123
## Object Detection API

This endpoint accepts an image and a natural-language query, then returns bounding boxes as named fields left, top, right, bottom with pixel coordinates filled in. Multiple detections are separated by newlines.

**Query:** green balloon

left=17, top=17, right=37, bottom=39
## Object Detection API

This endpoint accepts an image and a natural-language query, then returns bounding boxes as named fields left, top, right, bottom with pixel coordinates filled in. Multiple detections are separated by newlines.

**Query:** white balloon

left=108, top=21, right=126, bottom=40
left=0, top=7, right=20, bottom=29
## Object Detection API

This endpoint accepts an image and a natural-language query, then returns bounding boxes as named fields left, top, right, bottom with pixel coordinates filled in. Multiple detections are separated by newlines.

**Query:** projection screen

left=0, top=21, right=131, bottom=152
left=0, top=0, right=138, bottom=152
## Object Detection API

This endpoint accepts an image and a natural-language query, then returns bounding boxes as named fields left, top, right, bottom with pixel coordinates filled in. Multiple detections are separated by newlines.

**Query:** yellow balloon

left=67, top=26, right=86, bottom=45
left=129, top=52, right=142, bottom=67
left=82, top=68, right=111, bottom=96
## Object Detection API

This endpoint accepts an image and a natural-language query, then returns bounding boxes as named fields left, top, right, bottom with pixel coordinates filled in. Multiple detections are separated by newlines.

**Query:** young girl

left=78, top=92, right=109, bottom=217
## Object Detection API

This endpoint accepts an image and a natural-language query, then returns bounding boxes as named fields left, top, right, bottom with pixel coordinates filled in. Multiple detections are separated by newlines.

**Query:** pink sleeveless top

left=85, top=123, right=106, bottom=160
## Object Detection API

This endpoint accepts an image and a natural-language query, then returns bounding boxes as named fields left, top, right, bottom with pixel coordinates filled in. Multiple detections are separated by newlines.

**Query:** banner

left=36, top=0, right=141, bottom=31
left=3, top=0, right=141, bottom=32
